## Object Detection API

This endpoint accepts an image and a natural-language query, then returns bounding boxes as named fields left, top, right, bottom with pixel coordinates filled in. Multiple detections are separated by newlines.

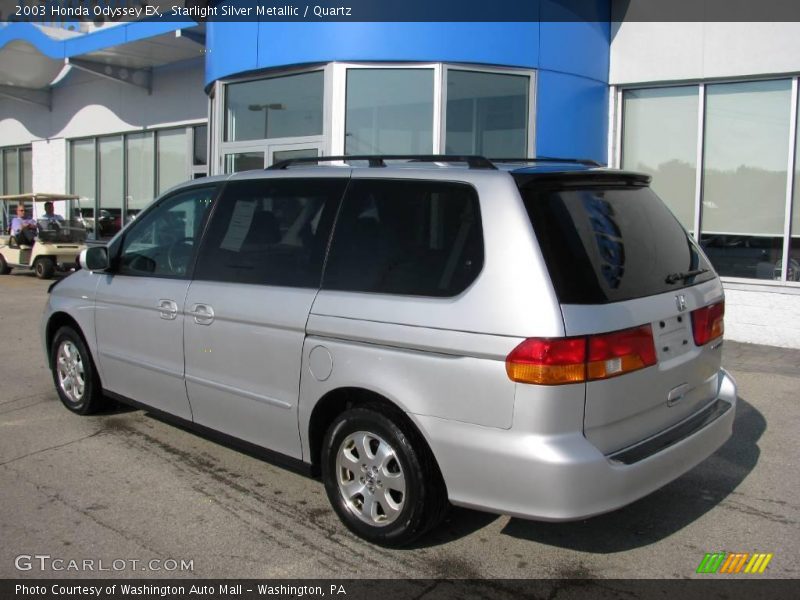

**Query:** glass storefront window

left=3, top=149, right=19, bottom=195
left=193, top=124, right=208, bottom=166
left=701, top=80, right=791, bottom=280
left=217, top=64, right=535, bottom=175
left=71, top=139, right=96, bottom=228
left=20, top=148, right=32, bottom=193
left=622, top=86, right=698, bottom=231
left=345, top=69, right=434, bottom=155
left=791, top=91, right=800, bottom=282
left=0, top=155, right=3, bottom=232
left=224, top=152, right=264, bottom=173
left=225, top=71, right=324, bottom=142
left=158, top=129, right=188, bottom=194
left=126, top=132, right=155, bottom=218
left=98, top=137, right=123, bottom=238
left=445, top=70, right=529, bottom=158
left=0, top=147, right=32, bottom=196
left=272, top=148, right=319, bottom=164
left=69, top=127, right=201, bottom=238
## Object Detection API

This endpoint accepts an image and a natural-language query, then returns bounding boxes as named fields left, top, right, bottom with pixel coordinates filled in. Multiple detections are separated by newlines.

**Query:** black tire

left=0, top=254, right=11, bottom=275
left=50, top=326, right=104, bottom=415
left=321, top=404, right=448, bottom=546
left=34, top=257, right=55, bottom=279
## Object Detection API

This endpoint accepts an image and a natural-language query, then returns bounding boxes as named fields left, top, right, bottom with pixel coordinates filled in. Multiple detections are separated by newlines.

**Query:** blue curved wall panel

left=535, top=70, right=608, bottom=163
left=206, top=22, right=542, bottom=85
left=206, top=15, right=610, bottom=163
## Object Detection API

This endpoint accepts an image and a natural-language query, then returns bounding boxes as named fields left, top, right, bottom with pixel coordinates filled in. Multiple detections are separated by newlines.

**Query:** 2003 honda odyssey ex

left=43, top=156, right=737, bottom=546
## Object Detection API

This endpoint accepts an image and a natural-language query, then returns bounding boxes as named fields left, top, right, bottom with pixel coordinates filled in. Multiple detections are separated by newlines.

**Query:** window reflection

left=69, top=127, right=195, bottom=240
left=621, top=79, right=797, bottom=282
left=622, top=87, right=698, bottom=231
left=225, top=152, right=264, bottom=173
left=445, top=70, right=529, bottom=158
left=345, top=69, right=434, bottom=155
left=792, top=90, right=800, bottom=281
left=701, top=80, right=791, bottom=280
left=99, top=137, right=123, bottom=239
left=225, top=72, right=324, bottom=142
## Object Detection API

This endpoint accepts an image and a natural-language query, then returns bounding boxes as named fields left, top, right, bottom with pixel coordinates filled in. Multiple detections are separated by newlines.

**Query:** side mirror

left=80, top=246, right=110, bottom=271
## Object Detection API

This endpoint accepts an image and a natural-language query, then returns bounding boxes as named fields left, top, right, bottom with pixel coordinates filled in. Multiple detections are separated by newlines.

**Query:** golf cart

left=0, top=193, right=88, bottom=279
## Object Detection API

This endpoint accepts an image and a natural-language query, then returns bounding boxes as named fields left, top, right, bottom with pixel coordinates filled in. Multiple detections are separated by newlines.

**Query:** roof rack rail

left=491, top=157, right=603, bottom=167
left=268, top=154, right=497, bottom=170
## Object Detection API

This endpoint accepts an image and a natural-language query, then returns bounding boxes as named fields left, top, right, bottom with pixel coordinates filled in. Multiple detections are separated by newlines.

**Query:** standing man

left=10, top=204, right=37, bottom=246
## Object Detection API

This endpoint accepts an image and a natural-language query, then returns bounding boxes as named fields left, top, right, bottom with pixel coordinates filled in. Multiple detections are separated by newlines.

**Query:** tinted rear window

left=194, top=179, right=345, bottom=287
left=518, top=184, right=715, bottom=304
left=323, top=179, right=483, bottom=297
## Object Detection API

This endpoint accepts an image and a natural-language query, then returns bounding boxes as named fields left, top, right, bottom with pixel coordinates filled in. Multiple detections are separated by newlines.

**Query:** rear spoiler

left=513, top=170, right=652, bottom=189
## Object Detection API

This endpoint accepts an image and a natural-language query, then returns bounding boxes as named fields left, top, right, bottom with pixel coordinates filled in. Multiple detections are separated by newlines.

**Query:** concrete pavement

left=1, top=271, right=798, bottom=579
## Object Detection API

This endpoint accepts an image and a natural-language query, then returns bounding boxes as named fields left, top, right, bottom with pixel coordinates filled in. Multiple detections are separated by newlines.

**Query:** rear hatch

left=515, top=171, right=724, bottom=454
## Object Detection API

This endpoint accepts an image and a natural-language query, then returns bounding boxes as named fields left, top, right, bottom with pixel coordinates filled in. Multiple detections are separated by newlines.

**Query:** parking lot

left=1, top=271, right=798, bottom=579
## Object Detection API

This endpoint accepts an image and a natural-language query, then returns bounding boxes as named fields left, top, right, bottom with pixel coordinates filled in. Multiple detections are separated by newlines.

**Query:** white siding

left=724, top=286, right=800, bottom=349
left=0, top=58, right=206, bottom=145
left=31, top=138, right=66, bottom=193
left=610, top=22, right=800, bottom=85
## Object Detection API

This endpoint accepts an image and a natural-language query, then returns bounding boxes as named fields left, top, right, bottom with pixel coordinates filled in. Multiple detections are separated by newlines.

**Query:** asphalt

left=1, top=270, right=798, bottom=580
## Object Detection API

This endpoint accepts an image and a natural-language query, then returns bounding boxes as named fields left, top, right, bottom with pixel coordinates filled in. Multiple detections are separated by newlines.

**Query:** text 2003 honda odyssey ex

left=43, top=156, right=737, bottom=546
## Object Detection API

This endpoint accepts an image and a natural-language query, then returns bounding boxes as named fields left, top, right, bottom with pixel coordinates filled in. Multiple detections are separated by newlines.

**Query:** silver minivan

left=43, top=156, right=737, bottom=546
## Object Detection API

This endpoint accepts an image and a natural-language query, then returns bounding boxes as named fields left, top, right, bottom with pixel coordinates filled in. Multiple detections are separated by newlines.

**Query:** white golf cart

left=0, top=193, right=88, bottom=279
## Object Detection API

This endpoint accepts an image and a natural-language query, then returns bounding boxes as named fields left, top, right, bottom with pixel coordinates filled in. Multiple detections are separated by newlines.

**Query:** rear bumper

left=416, top=368, right=737, bottom=521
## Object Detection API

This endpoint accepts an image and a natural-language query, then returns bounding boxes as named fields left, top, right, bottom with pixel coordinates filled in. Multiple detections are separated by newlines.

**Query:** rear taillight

left=691, top=301, right=725, bottom=346
left=505, top=337, right=587, bottom=385
left=587, top=325, right=657, bottom=380
left=506, top=324, right=657, bottom=385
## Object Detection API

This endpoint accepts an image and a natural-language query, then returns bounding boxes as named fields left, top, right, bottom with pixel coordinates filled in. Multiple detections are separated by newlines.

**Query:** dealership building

left=1, top=5, right=799, bottom=347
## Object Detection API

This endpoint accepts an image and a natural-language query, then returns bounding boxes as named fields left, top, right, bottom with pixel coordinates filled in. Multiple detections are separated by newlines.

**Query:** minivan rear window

left=517, top=183, right=715, bottom=304
left=323, top=179, right=483, bottom=297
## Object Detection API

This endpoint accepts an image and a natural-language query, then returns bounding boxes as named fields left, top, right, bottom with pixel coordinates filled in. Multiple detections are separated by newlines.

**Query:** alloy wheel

left=56, top=340, right=86, bottom=404
left=335, top=431, right=406, bottom=527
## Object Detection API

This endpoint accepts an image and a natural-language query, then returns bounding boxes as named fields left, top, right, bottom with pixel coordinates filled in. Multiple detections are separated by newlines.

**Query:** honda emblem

left=676, top=294, right=687, bottom=312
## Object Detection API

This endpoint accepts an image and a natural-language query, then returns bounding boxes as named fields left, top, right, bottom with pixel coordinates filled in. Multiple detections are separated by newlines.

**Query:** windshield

left=35, top=200, right=87, bottom=244
left=516, top=182, right=716, bottom=304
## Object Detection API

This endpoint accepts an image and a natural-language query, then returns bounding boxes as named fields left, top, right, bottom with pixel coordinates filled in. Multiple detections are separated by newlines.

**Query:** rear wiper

left=665, top=268, right=709, bottom=284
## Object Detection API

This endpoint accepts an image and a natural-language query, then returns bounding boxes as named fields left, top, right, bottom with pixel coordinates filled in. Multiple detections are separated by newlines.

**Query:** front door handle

left=158, top=299, right=178, bottom=320
left=188, top=303, right=215, bottom=325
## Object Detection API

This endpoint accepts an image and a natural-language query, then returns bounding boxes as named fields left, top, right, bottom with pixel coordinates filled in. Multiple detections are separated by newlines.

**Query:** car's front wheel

left=321, top=405, right=448, bottom=546
left=50, top=326, right=104, bottom=415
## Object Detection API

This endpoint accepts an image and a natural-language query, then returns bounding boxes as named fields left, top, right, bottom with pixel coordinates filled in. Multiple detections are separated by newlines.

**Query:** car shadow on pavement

left=498, top=396, right=764, bottom=552
left=96, top=398, right=137, bottom=415
left=405, top=507, right=502, bottom=549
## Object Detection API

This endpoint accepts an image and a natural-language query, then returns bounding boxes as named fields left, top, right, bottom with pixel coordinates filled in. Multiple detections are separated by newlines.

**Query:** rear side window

left=519, top=184, right=715, bottom=304
left=194, top=178, right=346, bottom=287
left=323, top=179, right=483, bottom=297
